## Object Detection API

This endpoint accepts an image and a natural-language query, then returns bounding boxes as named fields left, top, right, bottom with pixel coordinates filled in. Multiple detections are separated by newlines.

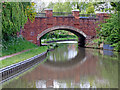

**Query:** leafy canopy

left=2, top=2, right=36, bottom=41
left=97, top=2, right=120, bottom=51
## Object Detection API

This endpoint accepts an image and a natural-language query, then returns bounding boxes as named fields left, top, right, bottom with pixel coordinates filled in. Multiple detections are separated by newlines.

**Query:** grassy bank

left=0, top=46, right=48, bottom=68
left=2, top=37, right=37, bottom=57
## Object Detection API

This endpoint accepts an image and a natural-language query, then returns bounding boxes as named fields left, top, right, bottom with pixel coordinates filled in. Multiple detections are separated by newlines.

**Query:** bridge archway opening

left=41, top=30, right=78, bottom=44
left=37, top=26, right=86, bottom=47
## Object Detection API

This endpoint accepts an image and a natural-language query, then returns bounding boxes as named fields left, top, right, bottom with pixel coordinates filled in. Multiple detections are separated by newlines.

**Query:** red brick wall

left=21, top=10, right=109, bottom=45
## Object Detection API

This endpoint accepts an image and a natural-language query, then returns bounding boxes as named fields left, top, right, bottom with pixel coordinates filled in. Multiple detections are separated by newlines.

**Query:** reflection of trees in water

left=48, top=44, right=68, bottom=61
left=87, top=48, right=118, bottom=88
left=45, top=45, right=85, bottom=68
left=97, top=56, right=118, bottom=88
left=53, top=80, right=96, bottom=88
left=48, top=43, right=78, bottom=62
left=2, top=78, right=36, bottom=88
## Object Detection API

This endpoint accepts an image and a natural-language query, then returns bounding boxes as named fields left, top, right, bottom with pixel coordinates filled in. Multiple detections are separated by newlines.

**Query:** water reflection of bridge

left=22, top=48, right=99, bottom=88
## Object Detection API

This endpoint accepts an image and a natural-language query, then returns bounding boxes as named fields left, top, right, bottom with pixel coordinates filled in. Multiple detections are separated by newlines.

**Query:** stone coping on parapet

left=72, top=10, right=80, bottom=12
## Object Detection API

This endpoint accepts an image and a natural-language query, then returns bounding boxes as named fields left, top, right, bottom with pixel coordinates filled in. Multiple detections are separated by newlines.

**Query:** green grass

left=0, top=46, right=48, bottom=68
left=2, top=37, right=37, bottom=57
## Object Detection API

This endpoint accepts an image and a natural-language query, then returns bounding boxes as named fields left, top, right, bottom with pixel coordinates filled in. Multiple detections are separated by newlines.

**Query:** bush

left=2, top=36, right=37, bottom=56
left=98, top=13, right=120, bottom=51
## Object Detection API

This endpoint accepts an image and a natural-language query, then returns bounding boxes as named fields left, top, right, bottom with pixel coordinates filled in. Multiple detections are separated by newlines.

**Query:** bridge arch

left=37, top=26, right=87, bottom=47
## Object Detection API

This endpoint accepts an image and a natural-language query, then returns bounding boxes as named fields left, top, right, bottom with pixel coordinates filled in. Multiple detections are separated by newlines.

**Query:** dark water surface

left=2, top=42, right=119, bottom=88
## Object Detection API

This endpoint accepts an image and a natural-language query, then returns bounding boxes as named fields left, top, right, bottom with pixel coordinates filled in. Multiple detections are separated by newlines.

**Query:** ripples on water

left=2, top=41, right=119, bottom=88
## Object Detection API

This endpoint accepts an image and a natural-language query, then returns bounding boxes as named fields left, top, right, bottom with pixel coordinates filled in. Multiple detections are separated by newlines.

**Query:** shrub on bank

left=2, top=36, right=37, bottom=57
left=97, top=13, right=120, bottom=52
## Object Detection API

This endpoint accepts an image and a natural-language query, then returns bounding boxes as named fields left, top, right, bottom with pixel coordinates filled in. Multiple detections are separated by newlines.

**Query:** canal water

left=2, top=42, right=119, bottom=88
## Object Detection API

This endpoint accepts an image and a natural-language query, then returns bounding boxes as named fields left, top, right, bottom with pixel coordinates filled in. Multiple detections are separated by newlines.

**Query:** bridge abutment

left=37, top=39, right=42, bottom=46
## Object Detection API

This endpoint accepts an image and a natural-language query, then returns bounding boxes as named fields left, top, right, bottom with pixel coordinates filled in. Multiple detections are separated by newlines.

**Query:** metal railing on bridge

left=53, top=12, right=73, bottom=16
left=35, top=12, right=96, bottom=18
left=79, top=14, right=96, bottom=18
left=35, top=13, right=46, bottom=17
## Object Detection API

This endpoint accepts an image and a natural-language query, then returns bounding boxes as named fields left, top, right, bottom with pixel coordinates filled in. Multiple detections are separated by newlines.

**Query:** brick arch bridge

left=21, top=9, right=109, bottom=47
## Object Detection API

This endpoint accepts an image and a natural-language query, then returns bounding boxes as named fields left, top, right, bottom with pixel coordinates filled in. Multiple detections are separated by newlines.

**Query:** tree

left=25, top=2, right=37, bottom=22
left=97, top=2, right=120, bottom=51
left=47, top=2, right=55, bottom=9
left=62, top=2, right=72, bottom=12
left=51, top=1, right=72, bottom=12
left=53, top=2, right=64, bottom=12
left=86, top=3, right=95, bottom=14
left=2, top=2, right=36, bottom=41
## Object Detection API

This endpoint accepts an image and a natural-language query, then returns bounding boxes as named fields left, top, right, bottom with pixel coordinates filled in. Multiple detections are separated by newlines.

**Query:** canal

left=2, top=42, right=119, bottom=88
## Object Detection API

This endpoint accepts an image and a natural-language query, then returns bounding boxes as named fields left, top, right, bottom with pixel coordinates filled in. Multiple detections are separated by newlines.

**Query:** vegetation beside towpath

left=96, top=2, right=120, bottom=52
left=86, top=2, right=120, bottom=52
left=1, top=2, right=37, bottom=57
left=2, top=37, right=37, bottom=57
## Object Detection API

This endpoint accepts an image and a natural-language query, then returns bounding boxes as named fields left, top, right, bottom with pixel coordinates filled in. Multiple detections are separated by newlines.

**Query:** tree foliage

left=47, top=2, right=55, bottom=9
left=53, top=2, right=72, bottom=12
left=86, top=3, right=95, bottom=14
left=25, top=2, right=36, bottom=22
left=53, top=2, right=64, bottom=12
left=98, top=2, right=120, bottom=51
left=111, top=2, right=120, bottom=11
left=48, top=1, right=95, bottom=14
left=2, top=2, right=36, bottom=41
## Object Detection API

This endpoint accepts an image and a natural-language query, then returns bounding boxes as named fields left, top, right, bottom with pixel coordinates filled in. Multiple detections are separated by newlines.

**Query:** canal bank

left=85, top=38, right=120, bottom=53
